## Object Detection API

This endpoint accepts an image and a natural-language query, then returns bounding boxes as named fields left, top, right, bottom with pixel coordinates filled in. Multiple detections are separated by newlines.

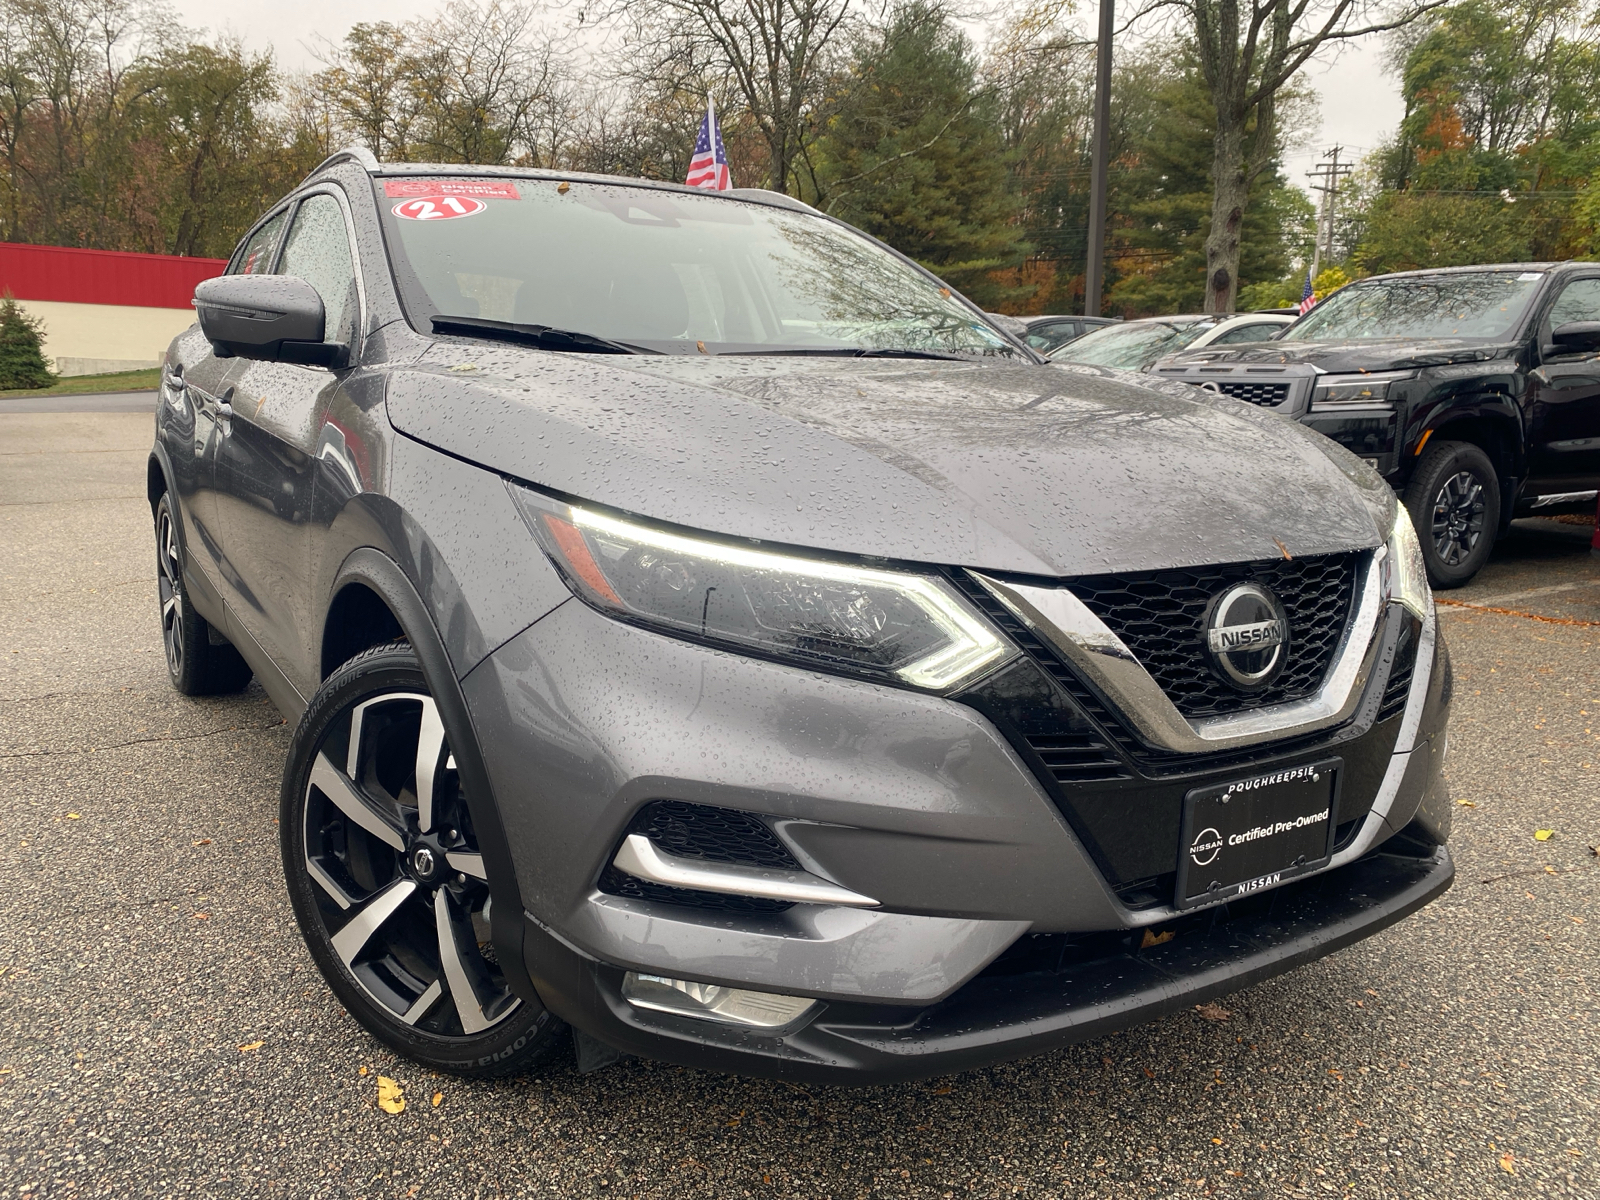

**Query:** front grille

left=597, top=800, right=797, bottom=915
left=1376, top=619, right=1418, bottom=724
left=1211, top=380, right=1290, bottom=406
left=1027, top=731, right=1126, bottom=783
left=1068, top=552, right=1360, bottom=719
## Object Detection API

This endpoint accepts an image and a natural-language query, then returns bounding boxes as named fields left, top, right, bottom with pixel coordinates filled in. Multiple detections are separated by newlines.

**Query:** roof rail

left=301, top=145, right=381, bottom=185
left=726, top=187, right=820, bottom=215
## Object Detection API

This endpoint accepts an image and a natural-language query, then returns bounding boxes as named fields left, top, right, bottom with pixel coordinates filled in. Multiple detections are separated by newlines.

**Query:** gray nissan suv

left=148, top=147, right=1453, bottom=1083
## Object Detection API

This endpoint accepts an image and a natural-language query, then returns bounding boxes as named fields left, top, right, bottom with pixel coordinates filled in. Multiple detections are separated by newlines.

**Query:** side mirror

left=194, top=275, right=347, bottom=367
left=1548, top=321, right=1600, bottom=355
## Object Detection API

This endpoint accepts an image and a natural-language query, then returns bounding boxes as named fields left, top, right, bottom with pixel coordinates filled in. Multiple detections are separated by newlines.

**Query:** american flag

left=685, top=98, right=732, bottom=191
left=1298, top=268, right=1317, bottom=315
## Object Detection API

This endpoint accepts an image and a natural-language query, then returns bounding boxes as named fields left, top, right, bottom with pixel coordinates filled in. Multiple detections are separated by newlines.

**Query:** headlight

left=1384, top=503, right=1432, bottom=621
left=1312, top=371, right=1413, bottom=404
left=514, top=490, right=1015, bottom=691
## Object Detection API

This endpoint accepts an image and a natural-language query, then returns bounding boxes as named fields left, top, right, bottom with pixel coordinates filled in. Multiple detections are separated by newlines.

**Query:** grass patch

left=0, top=367, right=161, bottom=400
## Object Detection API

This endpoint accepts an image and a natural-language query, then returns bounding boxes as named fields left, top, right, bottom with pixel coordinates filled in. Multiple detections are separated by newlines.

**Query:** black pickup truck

left=1153, top=262, right=1600, bottom=586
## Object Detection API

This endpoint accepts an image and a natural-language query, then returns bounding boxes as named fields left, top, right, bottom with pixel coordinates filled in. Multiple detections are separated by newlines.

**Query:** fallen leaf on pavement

left=432, top=1091, right=443, bottom=1107
left=377, top=1076, right=405, bottom=1114
left=1457, top=800, right=1476, bottom=807
left=1140, top=929, right=1175, bottom=948
left=1545, top=865, right=1557, bottom=874
left=1535, top=829, right=1553, bottom=841
left=238, top=1041, right=264, bottom=1053
left=1500, top=1152, right=1516, bottom=1174
left=931, top=1084, right=952, bottom=1094
left=192, top=913, right=210, bottom=920
left=358, top=1065, right=368, bottom=1076
left=67, top=813, right=81, bottom=820
left=1194, top=1002, right=1231, bottom=1022
left=192, top=838, right=212, bottom=846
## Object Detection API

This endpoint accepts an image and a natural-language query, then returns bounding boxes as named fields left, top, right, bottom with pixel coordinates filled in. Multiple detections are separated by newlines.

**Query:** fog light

left=621, top=972, right=817, bottom=1028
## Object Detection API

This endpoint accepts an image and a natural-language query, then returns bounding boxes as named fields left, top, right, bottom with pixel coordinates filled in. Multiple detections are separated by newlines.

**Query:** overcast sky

left=169, top=0, right=1405, bottom=202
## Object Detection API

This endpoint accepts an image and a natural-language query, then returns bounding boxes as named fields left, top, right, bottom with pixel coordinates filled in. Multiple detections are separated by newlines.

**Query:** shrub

left=0, top=296, right=56, bottom=390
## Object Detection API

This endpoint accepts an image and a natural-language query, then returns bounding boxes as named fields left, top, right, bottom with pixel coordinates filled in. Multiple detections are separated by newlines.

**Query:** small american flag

left=686, top=98, right=732, bottom=191
left=1298, top=268, right=1317, bottom=315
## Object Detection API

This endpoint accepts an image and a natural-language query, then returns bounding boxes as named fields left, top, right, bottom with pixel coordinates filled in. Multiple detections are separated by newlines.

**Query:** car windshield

left=376, top=177, right=1019, bottom=357
left=1281, top=271, right=1545, bottom=342
left=1049, top=320, right=1212, bottom=370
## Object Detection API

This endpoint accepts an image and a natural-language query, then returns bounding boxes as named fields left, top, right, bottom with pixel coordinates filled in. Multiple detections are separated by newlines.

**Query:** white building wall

left=17, top=299, right=197, bottom=376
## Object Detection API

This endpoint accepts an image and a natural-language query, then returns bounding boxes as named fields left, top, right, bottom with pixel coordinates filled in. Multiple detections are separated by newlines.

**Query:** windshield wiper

left=431, top=316, right=654, bottom=355
left=725, top=346, right=974, bottom=361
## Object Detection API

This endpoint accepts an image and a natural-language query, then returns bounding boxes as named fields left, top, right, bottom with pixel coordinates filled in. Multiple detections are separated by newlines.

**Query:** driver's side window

left=232, top=210, right=287, bottom=275
left=1546, top=278, right=1600, bottom=334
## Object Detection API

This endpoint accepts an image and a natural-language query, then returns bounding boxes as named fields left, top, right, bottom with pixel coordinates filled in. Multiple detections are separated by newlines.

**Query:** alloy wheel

left=156, top=506, right=185, bottom=677
left=301, top=691, right=520, bottom=1036
left=1429, top=469, right=1486, bottom=567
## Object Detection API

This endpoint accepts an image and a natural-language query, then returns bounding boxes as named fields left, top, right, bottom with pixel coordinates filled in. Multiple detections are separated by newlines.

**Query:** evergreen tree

left=0, top=298, right=55, bottom=391
left=808, top=2, right=1030, bottom=307
left=1108, top=62, right=1307, bottom=315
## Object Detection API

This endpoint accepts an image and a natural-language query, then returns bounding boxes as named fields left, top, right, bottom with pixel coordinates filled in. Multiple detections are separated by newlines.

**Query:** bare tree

left=310, top=22, right=417, bottom=161
left=597, top=0, right=857, bottom=193
left=309, top=1, right=570, bottom=166
left=1142, top=0, right=1445, bottom=311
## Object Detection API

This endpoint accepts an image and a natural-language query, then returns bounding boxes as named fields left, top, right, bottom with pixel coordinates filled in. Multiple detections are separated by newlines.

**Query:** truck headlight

left=1384, top=503, right=1432, bottom=621
left=1312, top=371, right=1413, bottom=404
left=514, top=488, right=1014, bottom=691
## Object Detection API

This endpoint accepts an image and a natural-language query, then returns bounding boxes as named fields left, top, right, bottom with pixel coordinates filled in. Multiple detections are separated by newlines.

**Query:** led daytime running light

left=565, top=506, right=1010, bottom=690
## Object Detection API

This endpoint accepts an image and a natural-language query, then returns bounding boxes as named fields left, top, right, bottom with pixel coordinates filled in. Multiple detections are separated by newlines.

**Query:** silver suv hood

left=385, top=344, right=1390, bottom=576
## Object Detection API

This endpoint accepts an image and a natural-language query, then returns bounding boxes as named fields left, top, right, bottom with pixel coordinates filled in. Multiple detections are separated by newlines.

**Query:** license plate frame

left=1174, top=758, right=1342, bottom=910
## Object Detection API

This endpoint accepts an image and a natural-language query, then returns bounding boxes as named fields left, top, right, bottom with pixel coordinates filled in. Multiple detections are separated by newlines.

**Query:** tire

left=154, top=492, right=253, bottom=695
left=280, top=641, right=564, bottom=1078
left=1404, top=440, right=1501, bottom=589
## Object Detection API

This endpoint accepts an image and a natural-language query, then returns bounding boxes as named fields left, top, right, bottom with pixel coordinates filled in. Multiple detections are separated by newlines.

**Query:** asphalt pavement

left=1, top=410, right=1595, bottom=1199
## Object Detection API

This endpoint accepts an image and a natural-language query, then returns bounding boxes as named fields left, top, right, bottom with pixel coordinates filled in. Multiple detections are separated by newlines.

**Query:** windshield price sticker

left=392, top=195, right=487, bottom=221
left=384, top=179, right=520, bottom=200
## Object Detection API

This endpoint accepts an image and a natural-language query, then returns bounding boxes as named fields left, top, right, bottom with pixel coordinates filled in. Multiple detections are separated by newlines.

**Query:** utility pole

left=1084, top=0, right=1113, bottom=317
left=1304, top=146, right=1352, bottom=280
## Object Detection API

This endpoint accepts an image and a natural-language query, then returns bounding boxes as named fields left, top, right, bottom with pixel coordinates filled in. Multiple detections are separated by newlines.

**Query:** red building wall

left=0, top=243, right=227, bottom=309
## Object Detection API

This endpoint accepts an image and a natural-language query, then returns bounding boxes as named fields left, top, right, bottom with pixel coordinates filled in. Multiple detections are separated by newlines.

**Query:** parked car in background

left=1153, top=263, right=1600, bottom=587
left=1051, top=313, right=1293, bottom=371
left=1019, top=314, right=1119, bottom=353
left=983, top=313, right=1119, bottom=354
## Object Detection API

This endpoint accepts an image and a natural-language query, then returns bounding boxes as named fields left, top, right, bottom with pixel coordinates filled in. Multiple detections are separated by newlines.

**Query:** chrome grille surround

left=971, top=548, right=1387, bottom=755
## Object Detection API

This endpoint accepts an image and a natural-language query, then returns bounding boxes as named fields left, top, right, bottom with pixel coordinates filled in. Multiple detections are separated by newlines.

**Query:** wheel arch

left=147, top=447, right=175, bottom=512
left=1418, top=405, right=1523, bottom=482
left=321, top=547, right=539, bottom=1007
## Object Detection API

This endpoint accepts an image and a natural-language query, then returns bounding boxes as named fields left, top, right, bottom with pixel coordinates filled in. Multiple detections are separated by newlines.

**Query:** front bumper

left=461, top=588, right=1450, bottom=1081
left=522, top=840, right=1452, bottom=1084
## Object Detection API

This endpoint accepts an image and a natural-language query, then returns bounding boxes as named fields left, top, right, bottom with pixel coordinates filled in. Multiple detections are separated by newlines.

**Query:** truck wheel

left=1405, top=440, right=1500, bottom=588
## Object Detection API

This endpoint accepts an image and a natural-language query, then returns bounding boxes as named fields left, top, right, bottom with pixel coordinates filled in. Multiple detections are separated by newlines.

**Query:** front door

left=1528, top=275, right=1600, bottom=492
left=212, top=191, right=362, bottom=703
left=166, top=210, right=288, bottom=594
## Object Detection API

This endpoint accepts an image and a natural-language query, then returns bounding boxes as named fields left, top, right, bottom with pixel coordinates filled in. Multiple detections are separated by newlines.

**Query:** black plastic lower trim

left=521, top=840, right=1453, bottom=1084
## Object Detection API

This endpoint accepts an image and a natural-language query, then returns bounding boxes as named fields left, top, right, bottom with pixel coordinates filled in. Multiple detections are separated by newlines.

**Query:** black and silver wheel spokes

left=303, top=692, right=519, bottom=1036
left=156, top=508, right=184, bottom=675
left=1431, top=470, right=1486, bottom=566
